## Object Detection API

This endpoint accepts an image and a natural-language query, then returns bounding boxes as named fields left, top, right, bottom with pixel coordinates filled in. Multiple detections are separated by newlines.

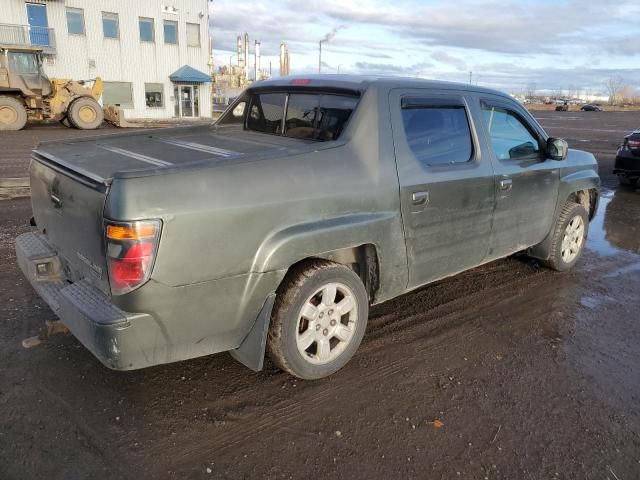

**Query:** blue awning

left=169, top=65, right=211, bottom=83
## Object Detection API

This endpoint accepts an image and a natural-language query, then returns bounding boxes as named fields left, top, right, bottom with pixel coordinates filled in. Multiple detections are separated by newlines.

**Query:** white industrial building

left=0, top=0, right=212, bottom=119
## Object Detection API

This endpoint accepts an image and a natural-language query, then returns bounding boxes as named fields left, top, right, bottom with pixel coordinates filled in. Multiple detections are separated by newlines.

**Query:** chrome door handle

left=412, top=191, right=429, bottom=206
left=499, top=178, right=513, bottom=192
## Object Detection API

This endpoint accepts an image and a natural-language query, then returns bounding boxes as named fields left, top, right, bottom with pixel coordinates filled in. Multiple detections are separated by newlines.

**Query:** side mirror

left=547, top=137, right=568, bottom=161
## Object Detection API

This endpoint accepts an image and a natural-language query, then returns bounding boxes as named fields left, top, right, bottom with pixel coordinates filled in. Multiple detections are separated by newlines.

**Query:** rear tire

left=68, top=97, right=103, bottom=130
left=543, top=202, right=589, bottom=272
left=0, top=96, right=28, bottom=131
left=267, top=260, right=369, bottom=380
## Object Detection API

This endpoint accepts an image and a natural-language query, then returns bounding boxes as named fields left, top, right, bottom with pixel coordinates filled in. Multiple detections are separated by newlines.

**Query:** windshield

left=8, top=52, right=40, bottom=74
left=220, top=91, right=359, bottom=141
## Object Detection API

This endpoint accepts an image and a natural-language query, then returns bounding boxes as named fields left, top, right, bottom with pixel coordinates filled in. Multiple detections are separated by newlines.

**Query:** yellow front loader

left=0, top=45, right=105, bottom=130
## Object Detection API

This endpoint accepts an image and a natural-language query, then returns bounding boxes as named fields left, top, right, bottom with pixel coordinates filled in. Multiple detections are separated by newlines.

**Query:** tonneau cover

left=33, top=124, right=321, bottom=182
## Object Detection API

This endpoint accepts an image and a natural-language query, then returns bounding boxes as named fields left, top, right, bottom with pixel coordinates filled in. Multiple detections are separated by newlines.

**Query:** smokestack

left=236, top=35, right=243, bottom=68
left=254, top=40, right=261, bottom=81
left=279, top=42, right=290, bottom=76
left=243, top=33, right=249, bottom=81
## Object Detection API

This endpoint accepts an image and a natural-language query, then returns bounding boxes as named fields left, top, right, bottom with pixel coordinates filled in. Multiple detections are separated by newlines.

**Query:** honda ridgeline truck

left=16, top=75, right=600, bottom=379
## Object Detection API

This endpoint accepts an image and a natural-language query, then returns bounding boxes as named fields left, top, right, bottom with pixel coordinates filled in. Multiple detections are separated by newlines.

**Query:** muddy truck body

left=16, top=75, right=600, bottom=379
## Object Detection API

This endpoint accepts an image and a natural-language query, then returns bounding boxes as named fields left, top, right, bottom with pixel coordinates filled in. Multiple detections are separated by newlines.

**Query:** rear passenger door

left=390, top=89, right=496, bottom=289
left=476, top=96, right=560, bottom=258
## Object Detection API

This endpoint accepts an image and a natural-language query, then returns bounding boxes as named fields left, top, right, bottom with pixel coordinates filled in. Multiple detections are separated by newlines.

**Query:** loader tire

left=0, top=96, right=28, bottom=131
left=60, top=116, right=73, bottom=128
left=68, top=97, right=103, bottom=130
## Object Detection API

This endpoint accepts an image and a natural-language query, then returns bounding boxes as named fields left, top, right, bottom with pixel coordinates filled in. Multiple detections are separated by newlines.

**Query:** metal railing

left=0, top=23, right=56, bottom=54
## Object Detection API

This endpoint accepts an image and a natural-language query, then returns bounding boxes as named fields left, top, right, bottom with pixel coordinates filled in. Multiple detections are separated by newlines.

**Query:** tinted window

left=102, top=12, right=119, bottom=39
left=247, top=93, right=286, bottom=134
left=401, top=106, right=473, bottom=165
left=481, top=105, right=540, bottom=160
left=164, top=21, right=178, bottom=44
left=284, top=94, right=357, bottom=140
left=66, top=7, right=85, bottom=35
left=139, top=17, right=154, bottom=42
left=285, top=94, right=318, bottom=138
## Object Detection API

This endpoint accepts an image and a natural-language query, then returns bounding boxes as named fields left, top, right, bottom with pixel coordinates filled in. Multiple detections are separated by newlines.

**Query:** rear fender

left=251, top=211, right=407, bottom=302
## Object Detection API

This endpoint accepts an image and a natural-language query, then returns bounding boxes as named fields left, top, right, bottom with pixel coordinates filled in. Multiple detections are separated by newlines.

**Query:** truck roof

left=251, top=74, right=511, bottom=99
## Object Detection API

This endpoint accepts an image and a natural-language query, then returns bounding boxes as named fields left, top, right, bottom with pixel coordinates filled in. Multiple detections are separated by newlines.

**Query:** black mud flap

left=229, top=294, right=276, bottom=372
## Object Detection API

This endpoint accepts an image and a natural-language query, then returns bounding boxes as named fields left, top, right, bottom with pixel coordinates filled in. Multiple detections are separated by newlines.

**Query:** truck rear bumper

left=16, top=231, right=159, bottom=370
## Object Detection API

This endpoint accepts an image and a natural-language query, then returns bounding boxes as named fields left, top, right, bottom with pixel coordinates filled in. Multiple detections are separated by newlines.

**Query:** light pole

left=318, top=40, right=324, bottom=73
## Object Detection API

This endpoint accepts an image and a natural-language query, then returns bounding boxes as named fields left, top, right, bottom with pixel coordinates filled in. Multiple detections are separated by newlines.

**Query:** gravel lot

left=1, top=111, right=639, bottom=479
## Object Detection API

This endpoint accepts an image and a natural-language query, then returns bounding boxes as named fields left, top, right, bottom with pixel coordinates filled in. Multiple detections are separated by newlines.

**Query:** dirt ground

left=1, top=111, right=639, bottom=479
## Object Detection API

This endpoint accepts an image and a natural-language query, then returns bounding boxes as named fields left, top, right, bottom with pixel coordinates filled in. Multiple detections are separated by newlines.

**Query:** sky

left=208, top=0, right=640, bottom=95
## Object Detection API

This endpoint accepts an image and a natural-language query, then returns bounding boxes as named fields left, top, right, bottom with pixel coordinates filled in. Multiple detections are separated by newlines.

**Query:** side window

left=481, top=104, right=540, bottom=160
left=401, top=102, right=473, bottom=165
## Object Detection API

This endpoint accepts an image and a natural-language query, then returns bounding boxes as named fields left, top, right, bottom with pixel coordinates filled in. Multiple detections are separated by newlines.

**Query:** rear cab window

left=219, top=90, right=359, bottom=141
left=400, top=97, right=474, bottom=166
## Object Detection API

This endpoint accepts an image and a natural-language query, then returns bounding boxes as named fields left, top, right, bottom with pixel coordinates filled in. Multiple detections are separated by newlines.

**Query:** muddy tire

left=267, top=260, right=369, bottom=380
left=68, top=97, right=103, bottom=130
left=0, top=96, right=28, bottom=131
left=543, top=202, right=589, bottom=272
left=60, top=116, right=73, bottom=128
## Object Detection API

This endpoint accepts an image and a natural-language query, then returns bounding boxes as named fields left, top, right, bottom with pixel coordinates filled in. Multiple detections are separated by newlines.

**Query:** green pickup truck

left=16, top=75, right=600, bottom=379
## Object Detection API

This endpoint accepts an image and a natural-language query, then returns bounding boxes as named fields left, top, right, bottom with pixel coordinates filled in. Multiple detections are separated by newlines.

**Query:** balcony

left=0, top=23, right=56, bottom=54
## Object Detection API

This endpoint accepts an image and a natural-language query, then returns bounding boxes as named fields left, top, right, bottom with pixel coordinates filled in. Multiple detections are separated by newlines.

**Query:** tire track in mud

left=137, top=258, right=562, bottom=471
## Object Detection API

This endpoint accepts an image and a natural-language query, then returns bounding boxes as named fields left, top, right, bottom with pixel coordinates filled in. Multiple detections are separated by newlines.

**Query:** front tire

left=267, top=260, right=369, bottom=380
left=543, top=202, right=589, bottom=271
left=0, top=96, right=28, bottom=131
left=67, top=97, right=104, bottom=130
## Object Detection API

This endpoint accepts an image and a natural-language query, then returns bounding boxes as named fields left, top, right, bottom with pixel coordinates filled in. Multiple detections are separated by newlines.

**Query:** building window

left=186, top=23, right=200, bottom=47
left=103, top=81, right=134, bottom=108
left=102, top=12, right=119, bottom=39
left=163, top=20, right=178, bottom=44
left=145, top=83, right=164, bottom=108
left=66, top=7, right=85, bottom=35
left=139, top=17, right=154, bottom=42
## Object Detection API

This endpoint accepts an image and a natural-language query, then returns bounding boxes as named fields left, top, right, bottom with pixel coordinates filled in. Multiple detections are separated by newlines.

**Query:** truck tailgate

left=30, top=156, right=110, bottom=293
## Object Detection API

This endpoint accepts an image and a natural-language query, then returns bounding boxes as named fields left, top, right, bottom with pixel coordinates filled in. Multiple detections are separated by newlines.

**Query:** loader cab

left=0, top=46, right=52, bottom=97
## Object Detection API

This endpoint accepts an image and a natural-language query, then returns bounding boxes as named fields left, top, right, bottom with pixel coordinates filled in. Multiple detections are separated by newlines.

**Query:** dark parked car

left=614, top=129, right=640, bottom=187
left=581, top=104, right=602, bottom=112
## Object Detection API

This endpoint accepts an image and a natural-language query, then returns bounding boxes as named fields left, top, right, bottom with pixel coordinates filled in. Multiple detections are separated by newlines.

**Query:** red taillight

left=105, top=220, right=161, bottom=295
left=290, top=78, right=312, bottom=85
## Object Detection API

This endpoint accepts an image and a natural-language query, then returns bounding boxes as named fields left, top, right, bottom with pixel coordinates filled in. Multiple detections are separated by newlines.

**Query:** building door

left=26, top=3, right=50, bottom=47
left=173, top=85, right=200, bottom=117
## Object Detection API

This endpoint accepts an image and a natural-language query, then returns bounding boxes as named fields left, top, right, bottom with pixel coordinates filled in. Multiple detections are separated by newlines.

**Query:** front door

left=390, top=89, right=496, bottom=289
left=26, top=3, right=50, bottom=47
left=173, top=85, right=200, bottom=117
left=477, top=95, right=560, bottom=259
